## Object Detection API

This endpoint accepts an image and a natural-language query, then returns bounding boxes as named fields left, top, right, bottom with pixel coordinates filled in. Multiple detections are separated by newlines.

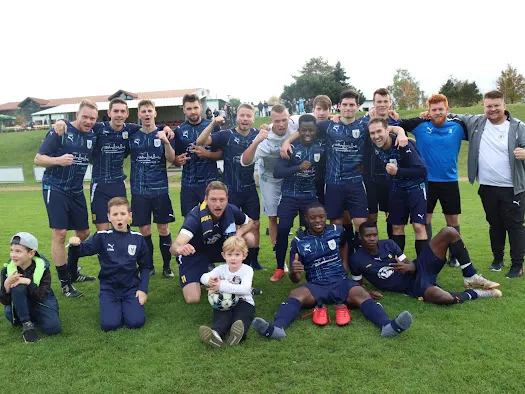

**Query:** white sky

left=1, top=0, right=524, bottom=104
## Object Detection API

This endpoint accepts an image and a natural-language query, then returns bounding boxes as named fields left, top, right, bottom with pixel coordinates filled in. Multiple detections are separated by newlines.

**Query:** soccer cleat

left=61, top=284, right=83, bottom=298
left=447, top=257, right=460, bottom=268
left=464, top=275, right=500, bottom=289
left=250, top=260, right=267, bottom=271
left=505, top=266, right=523, bottom=279
left=489, top=260, right=504, bottom=272
left=199, top=326, right=224, bottom=348
left=149, top=268, right=156, bottom=276
left=73, top=273, right=97, bottom=282
left=312, top=305, right=329, bottom=326
left=284, top=262, right=289, bottom=273
left=334, top=304, right=352, bottom=326
left=226, top=320, right=244, bottom=346
left=22, top=322, right=39, bottom=343
left=473, top=288, right=503, bottom=298
left=163, top=268, right=175, bottom=278
left=270, top=268, right=285, bottom=282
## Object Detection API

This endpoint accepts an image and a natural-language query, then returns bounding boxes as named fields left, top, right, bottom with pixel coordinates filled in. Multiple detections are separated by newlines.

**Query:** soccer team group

left=2, top=88, right=522, bottom=346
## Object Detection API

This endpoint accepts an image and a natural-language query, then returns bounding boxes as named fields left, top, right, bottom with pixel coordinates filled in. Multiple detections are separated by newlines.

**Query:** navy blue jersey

left=349, top=240, right=414, bottom=294
left=211, top=128, right=259, bottom=192
left=180, top=203, right=248, bottom=258
left=69, top=229, right=152, bottom=293
left=91, top=121, right=141, bottom=184
left=174, top=120, right=221, bottom=187
left=129, top=128, right=170, bottom=196
left=38, top=124, right=96, bottom=195
left=373, top=137, right=427, bottom=190
left=274, top=141, right=326, bottom=197
left=317, top=119, right=368, bottom=184
left=290, top=224, right=348, bottom=284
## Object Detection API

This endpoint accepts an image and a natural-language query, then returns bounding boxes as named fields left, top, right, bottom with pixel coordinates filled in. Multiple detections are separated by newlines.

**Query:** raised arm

left=196, top=116, right=224, bottom=146
left=241, top=126, right=269, bottom=166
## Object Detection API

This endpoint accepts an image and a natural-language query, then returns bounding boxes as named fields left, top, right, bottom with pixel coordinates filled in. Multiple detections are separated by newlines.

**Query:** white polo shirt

left=478, top=120, right=512, bottom=187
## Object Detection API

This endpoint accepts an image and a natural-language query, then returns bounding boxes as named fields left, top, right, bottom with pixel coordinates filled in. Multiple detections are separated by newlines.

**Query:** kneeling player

left=350, top=222, right=502, bottom=304
left=252, top=203, right=413, bottom=339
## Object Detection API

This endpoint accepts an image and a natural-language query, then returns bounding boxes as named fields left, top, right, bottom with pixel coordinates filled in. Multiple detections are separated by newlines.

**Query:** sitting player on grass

left=252, top=203, right=413, bottom=339
left=68, top=197, right=153, bottom=331
left=350, top=222, right=502, bottom=304
left=199, top=236, right=255, bottom=348
left=1, top=232, right=61, bottom=343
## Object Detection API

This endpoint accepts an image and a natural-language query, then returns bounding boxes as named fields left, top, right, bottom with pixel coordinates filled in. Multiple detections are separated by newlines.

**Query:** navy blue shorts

left=388, top=185, right=427, bottom=225
left=302, top=279, right=360, bottom=305
left=180, top=185, right=207, bottom=217
left=131, top=193, right=175, bottom=227
left=325, top=181, right=369, bottom=220
left=90, top=181, right=127, bottom=224
left=408, top=245, right=446, bottom=298
left=177, top=252, right=224, bottom=288
left=229, top=186, right=260, bottom=221
left=42, top=186, right=89, bottom=230
left=277, top=196, right=318, bottom=229
left=366, top=176, right=390, bottom=214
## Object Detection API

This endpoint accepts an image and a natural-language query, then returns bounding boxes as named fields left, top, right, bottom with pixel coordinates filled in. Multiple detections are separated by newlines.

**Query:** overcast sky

left=1, top=0, right=523, bottom=105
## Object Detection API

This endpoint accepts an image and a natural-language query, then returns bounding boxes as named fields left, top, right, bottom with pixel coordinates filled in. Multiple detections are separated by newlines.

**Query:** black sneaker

left=505, top=266, right=523, bottom=279
left=73, top=273, right=97, bottom=282
left=250, top=261, right=267, bottom=271
left=61, top=284, right=83, bottom=298
left=163, top=268, right=174, bottom=278
left=489, top=260, right=504, bottom=272
left=149, top=268, right=156, bottom=276
left=22, top=322, right=39, bottom=343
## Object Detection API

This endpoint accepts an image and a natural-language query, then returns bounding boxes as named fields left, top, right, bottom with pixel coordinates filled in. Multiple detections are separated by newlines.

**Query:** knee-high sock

left=426, top=223, right=433, bottom=240
left=449, top=289, right=478, bottom=303
left=415, top=239, right=429, bottom=257
left=144, top=235, right=154, bottom=268
left=274, top=297, right=302, bottom=329
left=67, top=248, right=79, bottom=281
left=448, top=225, right=460, bottom=258
left=392, top=235, right=406, bottom=252
left=449, top=239, right=476, bottom=277
left=275, top=228, right=290, bottom=270
left=360, top=298, right=390, bottom=328
left=248, top=247, right=260, bottom=266
left=159, top=234, right=172, bottom=270
left=387, top=223, right=393, bottom=240
left=56, top=265, right=71, bottom=288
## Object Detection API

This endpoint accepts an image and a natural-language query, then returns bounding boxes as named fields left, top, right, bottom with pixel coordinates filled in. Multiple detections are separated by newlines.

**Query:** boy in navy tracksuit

left=68, top=197, right=153, bottom=331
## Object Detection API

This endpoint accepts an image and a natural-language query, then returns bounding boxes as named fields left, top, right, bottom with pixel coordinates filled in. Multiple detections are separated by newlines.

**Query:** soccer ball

left=208, top=292, right=238, bottom=311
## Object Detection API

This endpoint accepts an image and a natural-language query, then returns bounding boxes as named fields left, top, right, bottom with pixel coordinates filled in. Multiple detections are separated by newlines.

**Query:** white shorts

left=259, top=176, right=283, bottom=217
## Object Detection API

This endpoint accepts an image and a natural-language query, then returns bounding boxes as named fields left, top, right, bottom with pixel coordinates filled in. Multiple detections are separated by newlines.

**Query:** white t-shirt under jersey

left=478, top=120, right=512, bottom=187
left=200, top=263, right=254, bottom=306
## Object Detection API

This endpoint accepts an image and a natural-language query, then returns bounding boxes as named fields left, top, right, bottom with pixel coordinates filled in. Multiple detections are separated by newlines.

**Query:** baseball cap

left=10, top=232, right=40, bottom=256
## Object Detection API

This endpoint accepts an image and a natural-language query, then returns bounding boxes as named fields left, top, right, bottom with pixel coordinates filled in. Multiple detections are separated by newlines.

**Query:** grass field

left=1, top=105, right=525, bottom=393
left=0, top=184, right=525, bottom=393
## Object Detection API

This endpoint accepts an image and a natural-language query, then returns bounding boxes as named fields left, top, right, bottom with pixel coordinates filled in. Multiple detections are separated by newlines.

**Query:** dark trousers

left=99, top=287, right=145, bottom=332
left=4, top=285, right=61, bottom=334
left=478, top=185, right=525, bottom=267
left=212, top=299, right=254, bottom=339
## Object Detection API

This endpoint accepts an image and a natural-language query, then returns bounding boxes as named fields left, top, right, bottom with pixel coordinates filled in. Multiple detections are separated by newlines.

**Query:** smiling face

left=299, top=121, right=317, bottom=145
left=270, top=110, right=289, bottom=136
left=107, top=204, right=132, bottom=231
left=484, top=97, right=507, bottom=124
left=108, top=103, right=129, bottom=129
left=76, top=106, right=98, bottom=132
left=368, top=121, right=390, bottom=150
left=373, top=93, right=391, bottom=118
left=340, top=97, right=359, bottom=121
left=206, top=189, right=228, bottom=219
left=236, top=107, right=255, bottom=132
left=10, top=244, right=35, bottom=269
left=429, top=101, right=448, bottom=127
left=305, top=206, right=327, bottom=236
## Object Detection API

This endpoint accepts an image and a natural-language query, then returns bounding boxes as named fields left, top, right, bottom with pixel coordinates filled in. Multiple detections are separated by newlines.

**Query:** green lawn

left=0, top=184, right=524, bottom=393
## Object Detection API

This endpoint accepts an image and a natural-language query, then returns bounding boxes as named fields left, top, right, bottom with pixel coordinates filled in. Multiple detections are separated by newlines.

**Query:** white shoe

left=284, top=262, right=289, bottom=273
left=199, top=326, right=224, bottom=348
left=464, top=275, right=500, bottom=290
left=473, top=289, right=503, bottom=298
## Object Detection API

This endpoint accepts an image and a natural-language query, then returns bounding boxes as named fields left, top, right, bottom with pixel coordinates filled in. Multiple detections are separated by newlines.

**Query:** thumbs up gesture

left=291, top=253, right=304, bottom=274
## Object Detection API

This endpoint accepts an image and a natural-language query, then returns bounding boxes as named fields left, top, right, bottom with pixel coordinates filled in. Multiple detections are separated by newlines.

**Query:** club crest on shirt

left=128, top=244, right=137, bottom=256
left=328, top=239, right=337, bottom=250
left=122, top=131, right=128, bottom=139
left=87, top=140, right=92, bottom=149
left=389, top=159, right=398, bottom=166
left=352, top=129, right=360, bottom=138
left=154, top=138, right=161, bottom=148
left=314, top=153, right=321, bottom=162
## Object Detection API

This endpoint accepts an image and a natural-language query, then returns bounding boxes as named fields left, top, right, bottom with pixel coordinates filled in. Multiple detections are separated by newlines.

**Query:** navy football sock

left=425, top=223, right=433, bottom=240
left=360, top=298, right=390, bottom=328
left=449, top=239, right=477, bottom=277
left=449, top=289, right=478, bottom=303
left=415, top=239, right=429, bottom=257
left=67, top=249, right=79, bottom=281
left=387, top=223, right=394, bottom=239
left=448, top=225, right=460, bottom=259
left=274, top=297, right=302, bottom=329
left=159, top=234, right=172, bottom=270
left=56, top=264, right=71, bottom=288
left=392, top=235, right=406, bottom=252
left=144, top=235, right=154, bottom=269
left=275, top=229, right=290, bottom=270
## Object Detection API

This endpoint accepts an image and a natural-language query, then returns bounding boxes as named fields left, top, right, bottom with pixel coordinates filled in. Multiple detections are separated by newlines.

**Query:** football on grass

left=208, top=292, right=238, bottom=311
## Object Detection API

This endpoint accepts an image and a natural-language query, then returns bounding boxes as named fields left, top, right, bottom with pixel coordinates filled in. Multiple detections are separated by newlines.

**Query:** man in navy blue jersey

left=196, top=103, right=263, bottom=270
left=271, top=114, right=325, bottom=282
left=129, top=99, right=176, bottom=278
left=369, top=118, right=429, bottom=256
left=350, top=222, right=502, bottom=304
left=172, top=94, right=223, bottom=217
left=170, top=181, right=255, bottom=303
left=252, top=203, right=413, bottom=338
left=34, top=100, right=99, bottom=297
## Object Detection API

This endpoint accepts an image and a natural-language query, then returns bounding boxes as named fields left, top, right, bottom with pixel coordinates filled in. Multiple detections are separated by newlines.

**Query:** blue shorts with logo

left=131, top=193, right=175, bottom=227
left=42, top=186, right=89, bottom=230
left=407, top=245, right=446, bottom=298
left=177, top=252, right=224, bottom=288
left=90, top=181, right=127, bottom=224
left=180, top=185, right=207, bottom=217
left=277, top=196, right=318, bottom=229
left=302, top=278, right=360, bottom=305
left=388, top=183, right=427, bottom=225
left=229, top=186, right=260, bottom=221
left=325, top=181, right=369, bottom=220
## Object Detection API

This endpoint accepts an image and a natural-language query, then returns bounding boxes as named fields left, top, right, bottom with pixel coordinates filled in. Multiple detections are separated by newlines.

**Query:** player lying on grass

left=350, top=222, right=502, bottom=304
left=252, top=203, right=413, bottom=339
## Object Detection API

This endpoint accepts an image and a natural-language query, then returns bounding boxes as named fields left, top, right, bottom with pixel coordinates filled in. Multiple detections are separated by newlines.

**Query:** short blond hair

left=138, top=99, right=156, bottom=110
left=79, top=99, right=98, bottom=112
left=222, top=236, right=248, bottom=254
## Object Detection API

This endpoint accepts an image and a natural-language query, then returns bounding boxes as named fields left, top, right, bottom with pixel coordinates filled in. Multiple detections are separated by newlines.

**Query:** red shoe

left=270, top=268, right=285, bottom=282
left=312, top=305, right=329, bottom=326
left=335, top=304, right=351, bottom=326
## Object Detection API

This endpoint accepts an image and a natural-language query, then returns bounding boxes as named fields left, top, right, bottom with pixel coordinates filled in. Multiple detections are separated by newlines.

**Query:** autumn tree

left=389, top=69, right=422, bottom=110
left=496, top=64, right=525, bottom=104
